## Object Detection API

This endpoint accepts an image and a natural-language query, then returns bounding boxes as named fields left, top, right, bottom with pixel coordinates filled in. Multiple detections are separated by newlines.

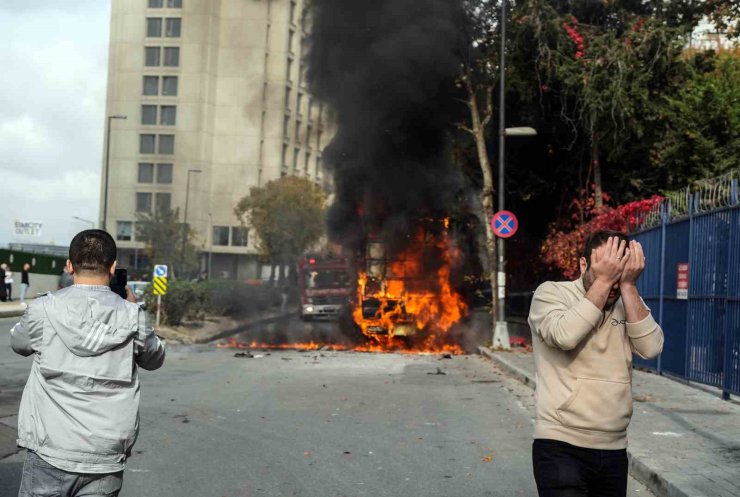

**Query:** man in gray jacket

left=11, top=229, right=165, bottom=497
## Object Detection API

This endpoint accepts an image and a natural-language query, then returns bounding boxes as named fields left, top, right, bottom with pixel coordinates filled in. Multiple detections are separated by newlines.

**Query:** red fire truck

left=296, top=253, right=353, bottom=320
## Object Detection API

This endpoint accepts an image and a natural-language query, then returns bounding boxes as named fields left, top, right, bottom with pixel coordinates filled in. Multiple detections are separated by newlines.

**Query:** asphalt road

left=0, top=317, right=652, bottom=497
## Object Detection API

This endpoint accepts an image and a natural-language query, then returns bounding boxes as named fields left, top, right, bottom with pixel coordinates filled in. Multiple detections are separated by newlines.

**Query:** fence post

left=657, top=200, right=668, bottom=375
left=684, top=192, right=694, bottom=380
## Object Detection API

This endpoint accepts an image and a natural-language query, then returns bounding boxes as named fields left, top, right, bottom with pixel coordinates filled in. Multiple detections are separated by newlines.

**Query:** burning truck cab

left=297, top=254, right=353, bottom=320
left=353, top=219, right=468, bottom=345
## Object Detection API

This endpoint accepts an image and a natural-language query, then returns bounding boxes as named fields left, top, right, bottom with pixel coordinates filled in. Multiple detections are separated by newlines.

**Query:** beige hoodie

left=528, top=278, right=664, bottom=450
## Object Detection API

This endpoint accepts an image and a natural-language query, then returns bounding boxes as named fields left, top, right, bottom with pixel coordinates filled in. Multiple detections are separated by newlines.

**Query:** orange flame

left=352, top=220, right=467, bottom=353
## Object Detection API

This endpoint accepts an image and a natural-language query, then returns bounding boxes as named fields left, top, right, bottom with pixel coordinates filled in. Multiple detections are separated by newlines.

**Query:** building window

left=140, top=134, right=156, bottom=154
left=213, top=226, right=229, bottom=246
left=163, top=47, right=180, bottom=67
left=136, top=193, right=153, bottom=212
left=160, top=106, right=176, bottom=125
left=142, top=105, right=157, bottom=125
left=145, top=47, right=161, bottom=66
left=290, top=0, right=296, bottom=23
left=162, top=76, right=178, bottom=95
left=158, top=134, right=175, bottom=154
left=295, top=121, right=301, bottom=144
left=117, top=221, right=133, bottom=241
left=148, top=0, right=163, bottom=7
left=143, top=76, right=159, bottom=95
left=285, top=86, right=291, bottom=109
left=157, top=163, right=173, bottom=183
left=293, top=147, right=299, bottom=171
left=167, top=0, right=182, bottom=7
left=297, top=92, right=303, bottom=115
left=288, top=29, right=294, bottom=55
left=146, top=18, right=162, bottom=37
left=283, top=115, right=290, bottom=136
left=286, top=58, right=292, bottom=81
left=281, top=144, right=288, bottom=167
left=138, top=163, right=154, bottom=183
left=155, top=193, right=171, bottom=212
left=165, top=18, right=181, bottom=37
left=306, top=124, right=312, bottom=146
left=305, top=152, right=311, bottom=173
left=307, top=99, right=313, bottom=121
left=231, top=227, right=248, bottom=247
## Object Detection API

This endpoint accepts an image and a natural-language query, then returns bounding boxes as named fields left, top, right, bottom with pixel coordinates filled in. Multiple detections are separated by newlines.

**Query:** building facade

left=101, top=0, right=329, bottom=280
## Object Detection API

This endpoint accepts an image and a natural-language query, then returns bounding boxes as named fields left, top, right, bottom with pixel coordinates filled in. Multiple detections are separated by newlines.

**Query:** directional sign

left=154, top=264, right=168, bottom=278
left=153, top=276, right=168, bottom=296
left=492, top=210, right=519, bottom=239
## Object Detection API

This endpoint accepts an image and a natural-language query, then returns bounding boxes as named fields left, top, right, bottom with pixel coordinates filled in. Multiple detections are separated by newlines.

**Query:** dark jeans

left=18, top=450, right=123, bottom=497
left=532, top=439, right=628, bottom=497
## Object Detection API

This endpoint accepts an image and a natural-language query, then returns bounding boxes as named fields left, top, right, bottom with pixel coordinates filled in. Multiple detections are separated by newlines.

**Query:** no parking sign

left=492, top=211, right=519, bottom=239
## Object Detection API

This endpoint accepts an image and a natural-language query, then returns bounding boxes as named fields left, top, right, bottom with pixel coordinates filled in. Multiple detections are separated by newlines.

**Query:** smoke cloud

left=306, top=0, right=467, bottom=254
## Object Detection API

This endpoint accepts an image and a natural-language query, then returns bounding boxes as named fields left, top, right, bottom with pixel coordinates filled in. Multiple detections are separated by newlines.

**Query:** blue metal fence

left=631, top=170, right=740, bottom=399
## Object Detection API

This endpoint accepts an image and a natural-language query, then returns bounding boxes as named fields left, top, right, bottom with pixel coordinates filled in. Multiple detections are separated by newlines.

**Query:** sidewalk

left=480, top=347, right=740, bottom=497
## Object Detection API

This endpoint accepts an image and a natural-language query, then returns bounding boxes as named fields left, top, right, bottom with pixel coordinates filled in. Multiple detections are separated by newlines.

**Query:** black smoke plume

left=306, top=0, right=468, bottom=254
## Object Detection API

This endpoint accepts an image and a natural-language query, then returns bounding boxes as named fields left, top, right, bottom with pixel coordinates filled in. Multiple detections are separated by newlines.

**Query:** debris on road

left=234, top=351, right=254, bottom=358
left=440, top=353, right=453, bottom=360
left=427, top=368, right=447, bottom=375
left=482, top=454, right=494, bottom=463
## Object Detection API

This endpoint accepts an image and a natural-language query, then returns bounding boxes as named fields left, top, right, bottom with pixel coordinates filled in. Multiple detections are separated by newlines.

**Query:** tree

left=457, top=0, right=505, bottom=324
left=135, top=208, right=199, bottom=279
left=650, top=51, right=740, bottom=182
left=516, top=1, right=687, bottom=209
left=234, top=176, right=326, bottom=283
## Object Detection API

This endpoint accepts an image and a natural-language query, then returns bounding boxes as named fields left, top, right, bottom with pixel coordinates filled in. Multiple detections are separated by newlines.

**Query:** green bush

left=144, top=280, right=283, bottom=326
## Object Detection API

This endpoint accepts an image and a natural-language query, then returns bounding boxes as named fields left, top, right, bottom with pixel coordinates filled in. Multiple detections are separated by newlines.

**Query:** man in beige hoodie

left=528, top=230, right=664, bottom=497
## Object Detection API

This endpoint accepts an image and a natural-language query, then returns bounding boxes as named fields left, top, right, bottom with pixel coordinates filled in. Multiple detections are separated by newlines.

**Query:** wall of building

left=102, top=0, right=333, bottom=281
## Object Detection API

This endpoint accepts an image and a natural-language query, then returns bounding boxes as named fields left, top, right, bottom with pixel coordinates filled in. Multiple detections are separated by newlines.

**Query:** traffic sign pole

left=491, top=210, right=519, bottom=350
left=156, top=295, right=161, bottom=327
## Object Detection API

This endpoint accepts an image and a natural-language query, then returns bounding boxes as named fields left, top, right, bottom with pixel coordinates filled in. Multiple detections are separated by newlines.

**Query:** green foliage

left=144, top=280, right=283, bottom=326
left=234, top=176, right=326, bottom=264
left=650, top=51, right=740, bottom=183
left=143, top=281, right=208, bottom=326
left=135, top=208, right=200, bottom=279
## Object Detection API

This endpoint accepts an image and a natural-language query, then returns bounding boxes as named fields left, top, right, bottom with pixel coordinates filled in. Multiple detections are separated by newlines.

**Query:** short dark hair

left=582, top=230, right=629, bottom=268
left=69, top=230, right=117, bottom=275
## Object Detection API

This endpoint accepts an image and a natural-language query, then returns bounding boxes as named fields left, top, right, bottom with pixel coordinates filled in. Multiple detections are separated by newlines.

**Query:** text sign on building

left=14, top=220, right=43, bottom=237
left=677, top=263, right=689, bottom=300
left=492, top=211, right=519, bottom=239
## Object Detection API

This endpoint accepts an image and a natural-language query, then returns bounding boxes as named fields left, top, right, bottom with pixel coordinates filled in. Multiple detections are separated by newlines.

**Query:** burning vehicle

left=352, top=219, right=468, bottom=349
left=297, top=253, right=352, bottom=320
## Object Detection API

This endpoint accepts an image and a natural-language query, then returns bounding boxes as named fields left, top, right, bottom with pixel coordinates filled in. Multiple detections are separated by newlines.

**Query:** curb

left=478, top=346, right=688, bottom=497
left=0, top=304, right=27, bottom=319
left=197, top=311, right=295, bottom=344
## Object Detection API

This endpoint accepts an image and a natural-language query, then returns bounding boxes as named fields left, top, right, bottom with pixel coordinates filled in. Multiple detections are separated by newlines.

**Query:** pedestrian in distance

left=528, top=230, right=664, bottom=497
left=11, top=229, right=166, bottom=497
left=20, top=263, right=30, bottom=303
left=3, top=262, right=13, bottom=301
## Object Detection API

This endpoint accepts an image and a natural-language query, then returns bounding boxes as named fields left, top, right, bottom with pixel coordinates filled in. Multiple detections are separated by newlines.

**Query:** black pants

left=532, top=439, right=628, bottom=497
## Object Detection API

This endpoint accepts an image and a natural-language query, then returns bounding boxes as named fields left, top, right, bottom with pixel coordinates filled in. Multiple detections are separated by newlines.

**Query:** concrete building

left=101, top=0, right=329, bottom=280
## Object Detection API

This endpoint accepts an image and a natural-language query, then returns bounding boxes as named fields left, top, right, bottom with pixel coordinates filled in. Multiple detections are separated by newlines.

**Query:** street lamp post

left=494, top=0, right=538, bottom=349
left=72, top=216, right=95, bottom=229
left=102, top=115, right=127, bottom=231
left=182, top=169, right=202, bottom=275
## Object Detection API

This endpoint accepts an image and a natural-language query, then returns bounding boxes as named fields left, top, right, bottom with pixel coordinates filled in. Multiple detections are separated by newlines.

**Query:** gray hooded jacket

left=10, top=284, right=165, bottom=473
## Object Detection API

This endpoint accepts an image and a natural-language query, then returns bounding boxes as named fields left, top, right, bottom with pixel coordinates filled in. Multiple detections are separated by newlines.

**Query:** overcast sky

left=0, top=1, right=111, bottom=248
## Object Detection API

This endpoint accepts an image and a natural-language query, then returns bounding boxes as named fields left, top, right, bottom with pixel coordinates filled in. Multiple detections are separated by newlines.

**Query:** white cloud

left=0, top=1, right=111, bottom=246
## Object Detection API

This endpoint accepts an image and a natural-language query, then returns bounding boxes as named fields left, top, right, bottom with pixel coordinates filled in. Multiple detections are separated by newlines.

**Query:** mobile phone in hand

left=110, top=268, right=128, bottom=299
